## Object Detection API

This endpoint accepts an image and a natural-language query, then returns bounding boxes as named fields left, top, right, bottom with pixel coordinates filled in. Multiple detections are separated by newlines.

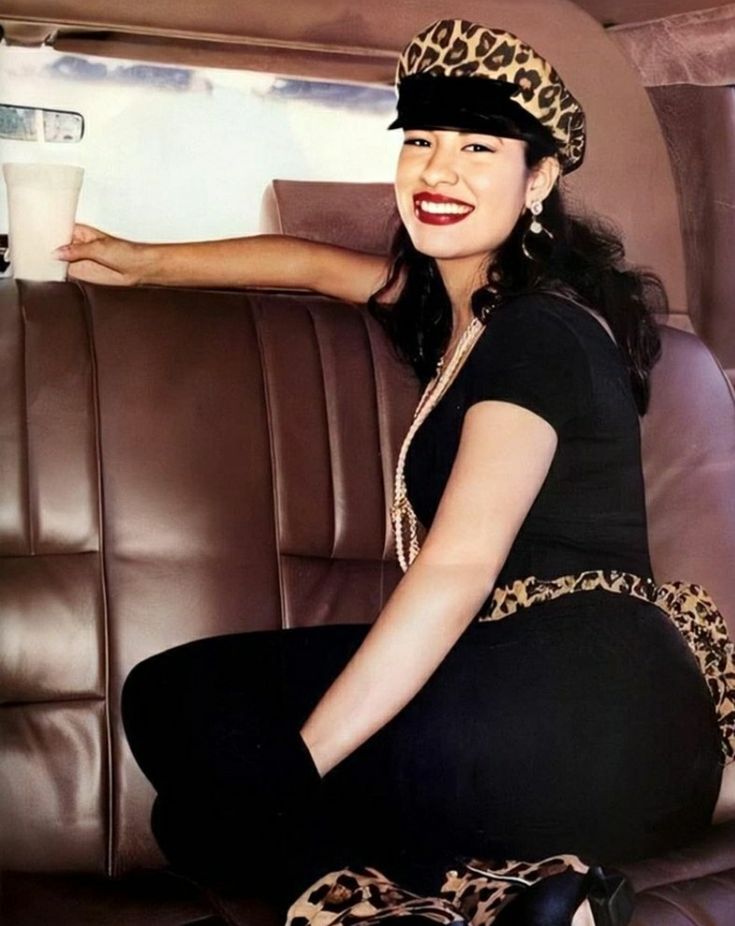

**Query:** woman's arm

left=300, top=399, right=559, bottom=777
left=55, top=223, right=398, bottom=303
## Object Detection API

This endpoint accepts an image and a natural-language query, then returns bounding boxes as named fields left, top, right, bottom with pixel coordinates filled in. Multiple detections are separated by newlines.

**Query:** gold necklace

left=390, top=314, right=487, bottom=572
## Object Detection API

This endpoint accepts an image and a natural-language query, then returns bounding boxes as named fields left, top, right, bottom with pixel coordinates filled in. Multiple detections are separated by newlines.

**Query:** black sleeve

left=463, top=296, right=593, bottom=435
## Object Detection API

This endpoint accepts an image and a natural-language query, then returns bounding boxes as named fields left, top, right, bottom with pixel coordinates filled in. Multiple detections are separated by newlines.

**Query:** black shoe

left=492, top=864, right=634, bottom=926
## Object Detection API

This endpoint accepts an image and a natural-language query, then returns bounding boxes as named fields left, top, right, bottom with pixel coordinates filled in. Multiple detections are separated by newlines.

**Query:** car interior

left=1, top=1, right=735, bottom=924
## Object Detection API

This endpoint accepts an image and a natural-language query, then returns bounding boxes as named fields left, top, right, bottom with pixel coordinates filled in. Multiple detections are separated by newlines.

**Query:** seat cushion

left=0, top=869, right=233, bottom=926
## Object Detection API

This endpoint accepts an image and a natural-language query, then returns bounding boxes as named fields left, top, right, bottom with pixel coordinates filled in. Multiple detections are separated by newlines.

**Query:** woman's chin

left=404, top=222, right=490, bottom=261
left=409, top=237, right=479, bottom=260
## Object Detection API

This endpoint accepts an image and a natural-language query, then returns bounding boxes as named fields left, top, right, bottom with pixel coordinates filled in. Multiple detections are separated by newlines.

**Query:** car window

left=0, top=44, right=400, bottom=261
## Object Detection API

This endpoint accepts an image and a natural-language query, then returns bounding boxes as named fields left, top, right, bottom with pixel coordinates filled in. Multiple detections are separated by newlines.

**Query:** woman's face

left=394, top=128, right=534, bottom=264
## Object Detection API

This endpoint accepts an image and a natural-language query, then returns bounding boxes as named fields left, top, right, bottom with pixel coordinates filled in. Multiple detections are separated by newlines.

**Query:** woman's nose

left=420, top=148, right=459, bottom=186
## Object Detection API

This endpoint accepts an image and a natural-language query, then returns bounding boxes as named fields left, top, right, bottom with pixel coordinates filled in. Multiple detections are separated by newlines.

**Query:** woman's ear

left=526, top=156, right=561, bottom=206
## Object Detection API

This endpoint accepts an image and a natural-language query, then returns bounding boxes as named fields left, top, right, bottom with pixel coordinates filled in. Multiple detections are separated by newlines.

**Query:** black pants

left=121, top=591, right=723, bottom=907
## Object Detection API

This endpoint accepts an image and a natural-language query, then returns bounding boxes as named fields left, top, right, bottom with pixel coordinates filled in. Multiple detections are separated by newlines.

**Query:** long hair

left=366, top=121, right=666, bottom=415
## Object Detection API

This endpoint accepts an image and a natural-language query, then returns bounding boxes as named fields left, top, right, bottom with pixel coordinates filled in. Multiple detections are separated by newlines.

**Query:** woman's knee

left=120, top=646, right=201, bottom=781
left=122, top=651, right=177, bottom=730
left=121, top=636, right=220, bottom=726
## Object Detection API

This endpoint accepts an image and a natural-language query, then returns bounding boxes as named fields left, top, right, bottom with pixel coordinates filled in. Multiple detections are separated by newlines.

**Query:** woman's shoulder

left=478, top=289, right=589, bottom=349
left=462, top=290, right=596, bottom=432
left=466, top=290, right=595, bottom=381
left=489, top=288, right=619, bottom=351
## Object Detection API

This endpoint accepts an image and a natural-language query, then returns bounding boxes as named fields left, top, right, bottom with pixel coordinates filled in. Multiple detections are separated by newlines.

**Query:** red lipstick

left=413, top=192, right=475, bottom=225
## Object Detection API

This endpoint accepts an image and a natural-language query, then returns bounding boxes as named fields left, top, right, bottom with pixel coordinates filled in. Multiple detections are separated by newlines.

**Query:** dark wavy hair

left=366, top=119, right=666, bottom=415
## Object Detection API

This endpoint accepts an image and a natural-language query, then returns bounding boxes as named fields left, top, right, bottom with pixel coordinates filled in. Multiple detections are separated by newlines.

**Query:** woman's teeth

left=417, top=201, right=473, bottom=214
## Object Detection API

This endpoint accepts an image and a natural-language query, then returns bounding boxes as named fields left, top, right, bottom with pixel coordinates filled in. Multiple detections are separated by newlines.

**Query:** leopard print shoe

left=437, top=856, right=634, bottom=926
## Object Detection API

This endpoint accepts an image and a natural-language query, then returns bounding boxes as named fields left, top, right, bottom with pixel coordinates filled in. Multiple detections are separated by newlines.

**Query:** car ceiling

left=0, top=0, right=729, bottom=78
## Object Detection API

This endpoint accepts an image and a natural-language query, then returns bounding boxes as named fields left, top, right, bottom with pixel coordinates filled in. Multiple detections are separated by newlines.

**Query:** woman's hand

left=53, top=223, right=152, bottom=286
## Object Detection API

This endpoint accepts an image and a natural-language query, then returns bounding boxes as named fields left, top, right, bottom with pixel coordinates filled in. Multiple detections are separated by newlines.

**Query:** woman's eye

left=402, top=139, right=495, bottom=153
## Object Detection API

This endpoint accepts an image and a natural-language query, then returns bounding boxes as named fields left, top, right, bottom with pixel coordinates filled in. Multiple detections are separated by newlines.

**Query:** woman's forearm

left=299, top=554, right=496, bottom=777
left=140, top=234, right=318, bottom=288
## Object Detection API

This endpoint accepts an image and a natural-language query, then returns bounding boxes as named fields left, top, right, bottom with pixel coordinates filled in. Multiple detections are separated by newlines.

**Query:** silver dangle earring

left=522, top=200, right=554, bottom=261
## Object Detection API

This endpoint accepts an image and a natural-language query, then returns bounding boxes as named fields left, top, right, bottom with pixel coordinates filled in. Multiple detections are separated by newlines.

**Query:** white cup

left=2, top=163, right=84, bottom=281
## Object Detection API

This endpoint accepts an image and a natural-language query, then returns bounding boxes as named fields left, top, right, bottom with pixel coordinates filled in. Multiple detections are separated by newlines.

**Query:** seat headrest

left=260, top=180, right=399, bottom=255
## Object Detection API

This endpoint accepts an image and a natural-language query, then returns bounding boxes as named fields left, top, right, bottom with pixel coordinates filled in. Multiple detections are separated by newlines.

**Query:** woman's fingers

left=54, top=223, right=107, bottom=253
left=70, top=223, right=106, bottom=244
left=66, top=259, right=126, bottom=285
left=52, top=224, right=148, bottom=286
left=53, top=238, right=112, bottom=266
left=55, top=230, right=135, bottom=275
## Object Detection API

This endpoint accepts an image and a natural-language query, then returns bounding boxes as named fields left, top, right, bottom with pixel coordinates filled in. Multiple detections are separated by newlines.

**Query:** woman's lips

left=413, top=197, right=475, bottom=225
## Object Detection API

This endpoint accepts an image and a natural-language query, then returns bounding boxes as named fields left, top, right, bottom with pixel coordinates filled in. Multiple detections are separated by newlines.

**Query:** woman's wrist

left=136, top=242, right=164, bottom=286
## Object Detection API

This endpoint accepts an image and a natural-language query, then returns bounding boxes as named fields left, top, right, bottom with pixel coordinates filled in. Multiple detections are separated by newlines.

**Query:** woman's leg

left=323, top=592, right=723, bottom=883
left=121, top=594, right=722, bottom=912
left=121, top=623, right=372, bottom=902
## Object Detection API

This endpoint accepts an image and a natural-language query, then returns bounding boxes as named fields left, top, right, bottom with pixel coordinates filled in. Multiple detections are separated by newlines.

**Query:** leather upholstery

left=1, top=276, right=735, bottom=925
left=0, top=278, right=416, bottom=924
left=259, top=181, right=399, bottom=257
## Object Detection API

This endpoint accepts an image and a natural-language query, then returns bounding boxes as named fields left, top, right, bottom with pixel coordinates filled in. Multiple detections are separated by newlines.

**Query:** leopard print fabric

left=480, top=569, right=735, bottom=763
left=287, top=866, right=463, bottom=926
left=394, top=18, right=586, bottom=173
left=287, top=855, right=586, bottom=926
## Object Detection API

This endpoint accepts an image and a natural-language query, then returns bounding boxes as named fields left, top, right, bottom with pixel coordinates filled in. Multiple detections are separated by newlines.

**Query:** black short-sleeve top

left=404, top=292, right=655, bottom=595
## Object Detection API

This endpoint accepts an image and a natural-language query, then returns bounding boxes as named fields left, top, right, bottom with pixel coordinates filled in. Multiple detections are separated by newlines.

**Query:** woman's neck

left=435, top=253, right=493, bottom=341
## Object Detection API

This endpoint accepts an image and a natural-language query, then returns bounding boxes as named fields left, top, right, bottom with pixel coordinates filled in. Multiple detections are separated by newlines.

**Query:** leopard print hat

left=387, top=18, right=586, bottom=174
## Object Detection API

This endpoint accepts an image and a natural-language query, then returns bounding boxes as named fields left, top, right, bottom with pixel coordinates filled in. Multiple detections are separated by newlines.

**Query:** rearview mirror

left=0, top=104, right=84, bottom=142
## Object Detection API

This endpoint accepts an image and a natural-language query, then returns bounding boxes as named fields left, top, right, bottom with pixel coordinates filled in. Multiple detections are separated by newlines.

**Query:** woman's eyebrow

left=458, top=131, right=504, bottom=144
left=409, top=129, right=504, bottom=145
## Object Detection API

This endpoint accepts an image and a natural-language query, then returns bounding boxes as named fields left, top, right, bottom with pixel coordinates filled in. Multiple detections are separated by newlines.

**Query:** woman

left=55, top=18, right=735, bottom=926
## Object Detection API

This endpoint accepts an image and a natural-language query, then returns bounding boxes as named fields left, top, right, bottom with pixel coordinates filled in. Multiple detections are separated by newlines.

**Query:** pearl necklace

left=390, top=314, right=487, bottom=572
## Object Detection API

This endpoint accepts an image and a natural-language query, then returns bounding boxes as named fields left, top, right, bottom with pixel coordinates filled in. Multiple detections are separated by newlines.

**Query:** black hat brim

left=387, top=74, right=553, bottom=145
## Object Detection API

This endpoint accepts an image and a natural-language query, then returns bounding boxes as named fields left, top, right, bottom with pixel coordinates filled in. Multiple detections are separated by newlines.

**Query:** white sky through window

left=0, top=45, right=401, bottom=244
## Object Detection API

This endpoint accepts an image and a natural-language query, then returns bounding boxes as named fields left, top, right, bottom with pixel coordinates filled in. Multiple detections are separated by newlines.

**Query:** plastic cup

left=2, top=163, right=84, bottom=281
